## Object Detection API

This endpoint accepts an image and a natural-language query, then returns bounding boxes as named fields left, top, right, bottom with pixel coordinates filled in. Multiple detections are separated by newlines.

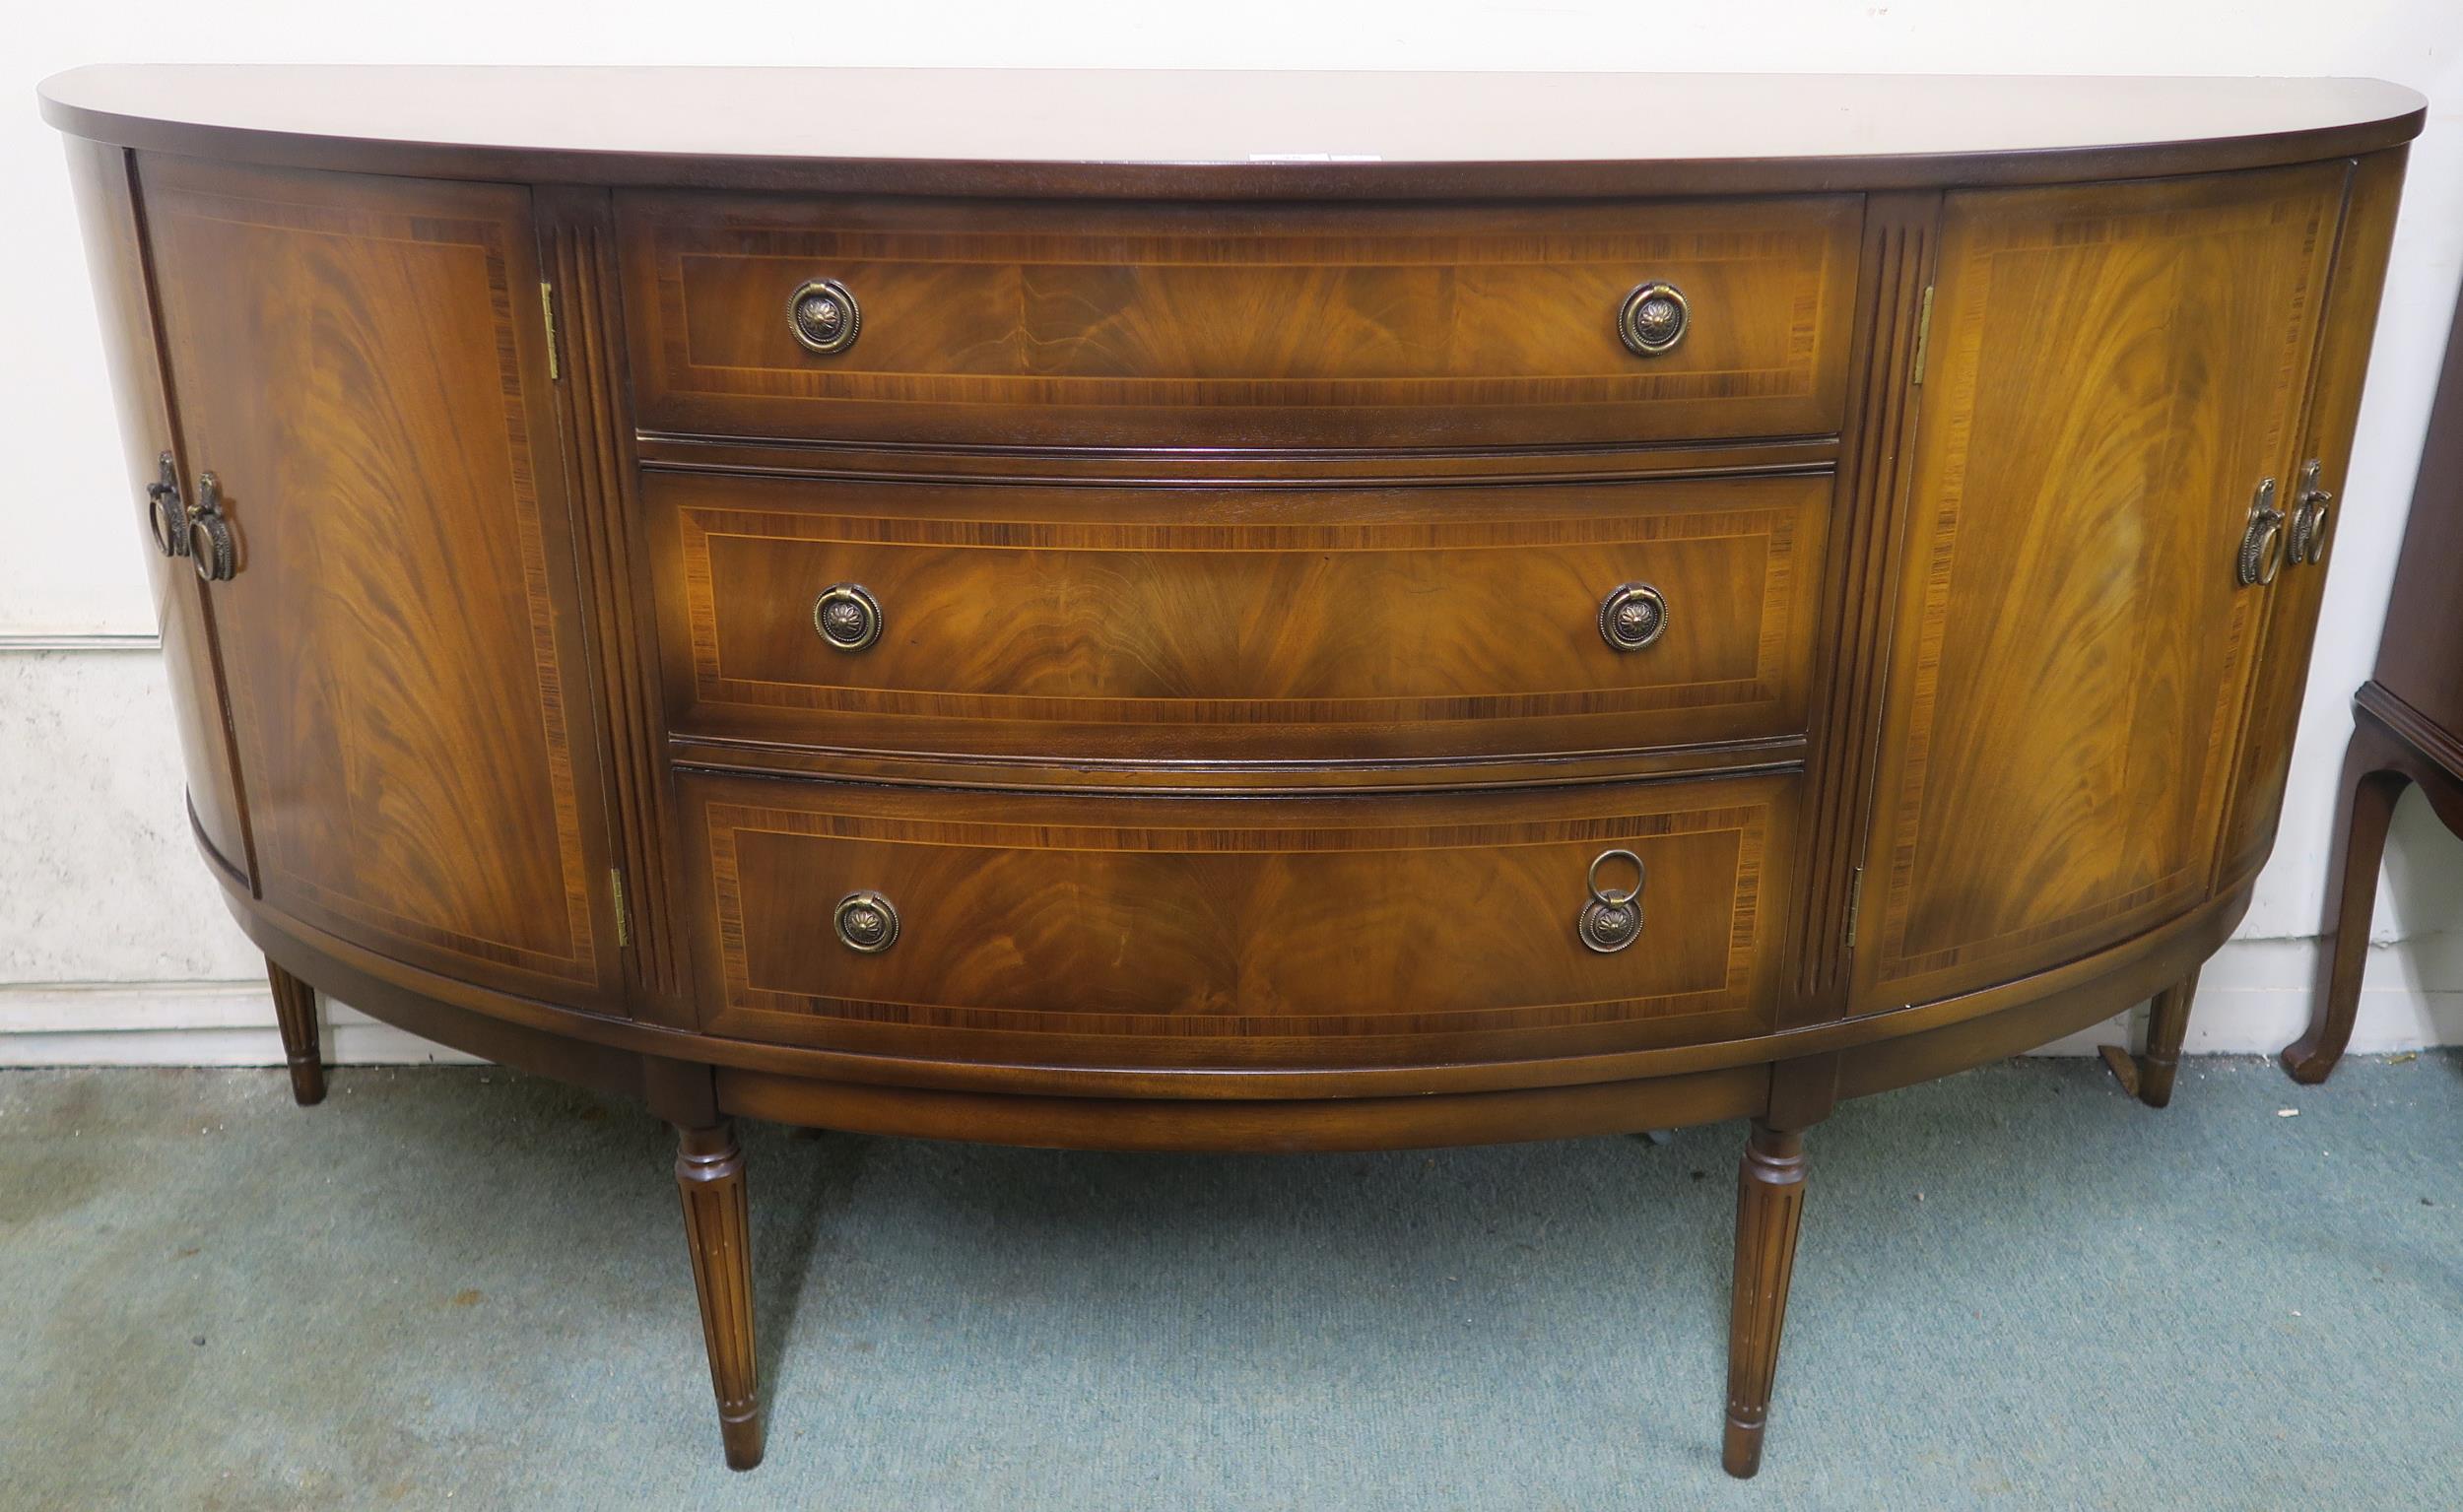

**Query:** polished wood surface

left=1854, top=163, right=2347, bottom=1015
left=675, top=1122, right=762, bottom=1471
left=2221, top=149, right=2410, bottom=884
left=48, top=74, right=2418, bottom=1479
left=38, top=67, right=2426, bottom=198
left=678, top=769, right=1795, bottom=1067
left=1723, top=1121, right=1808, bottom=1479
left=60, top=138, right=252, bottom=883
left=139, top=159, right=626, bottom=1010
left=620, top=192, right=1859, bottom=448
left=2360, top=306, right=2463, bottom=742
left=651, top=470, right=1831, bottom=766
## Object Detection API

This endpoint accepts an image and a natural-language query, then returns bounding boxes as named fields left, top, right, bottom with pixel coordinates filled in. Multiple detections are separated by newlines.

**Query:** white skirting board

left=0, top=982, right=483, bottom=1067
left=0, top=934, right=2455, bottom=1068
left=2032, top=933, right=2463, bottom=1057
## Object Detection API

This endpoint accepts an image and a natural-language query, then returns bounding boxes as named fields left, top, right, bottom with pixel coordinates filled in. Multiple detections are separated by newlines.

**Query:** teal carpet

left=1, top=1054, right=2457, bottom=1510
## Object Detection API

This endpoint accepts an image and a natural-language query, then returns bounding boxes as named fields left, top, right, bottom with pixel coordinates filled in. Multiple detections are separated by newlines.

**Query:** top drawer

left=616, top=193, right=1863, bottom=450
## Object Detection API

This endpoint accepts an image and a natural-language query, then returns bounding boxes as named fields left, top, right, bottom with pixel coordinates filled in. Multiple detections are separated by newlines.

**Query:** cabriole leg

left=2284, top=733, right=2410, bottom=1084
left=676, top=1121, right=763, bottom=1471
left=265, top=959, right=325, bottom=1106
left=1723, top=1119, right=1809, bottom=1479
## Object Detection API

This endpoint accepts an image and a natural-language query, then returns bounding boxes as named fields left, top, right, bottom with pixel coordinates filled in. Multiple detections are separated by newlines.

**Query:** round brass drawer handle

left=1618, top=281, right=1690, bottom=357
left=788, top=278, right=862, bottom=356
left=833, top=890, right=899, bottom=953
left=1599, top=583, right=1669, bottom=651
left=1577, top=848, right=1646, bottom=954
left=813, top=583, right=884, bottom=651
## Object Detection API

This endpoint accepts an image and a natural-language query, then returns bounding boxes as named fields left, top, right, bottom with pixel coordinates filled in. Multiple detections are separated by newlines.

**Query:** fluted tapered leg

left=676, top=1122, right=762, bottom=1471
left=2134, top=967, right=2202, bottom=1109
left=1723, top=1120, right=1808, bottom=1479
left=266, top=959, right=325, bottom=1106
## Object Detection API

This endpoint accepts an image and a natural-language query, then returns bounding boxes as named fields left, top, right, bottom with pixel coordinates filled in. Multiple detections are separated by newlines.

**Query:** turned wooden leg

left=1723, top=1119, right=1809, bottom=1479
left=2115, top=967, right=2202, bottom=1109
left=676, top=1122, right=763, bottom=1471
left=2284, top=729, right=2409, bottom=1085
left=266, top=959, right=325, bottom=1106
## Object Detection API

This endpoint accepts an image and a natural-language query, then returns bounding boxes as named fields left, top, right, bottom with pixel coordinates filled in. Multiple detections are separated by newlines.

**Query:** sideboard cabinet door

left=1852, top=164, right=2348, bottom=1013
left=62, top=140, right=250, bottom=886
left=137, top=158, right=625, bottom=1010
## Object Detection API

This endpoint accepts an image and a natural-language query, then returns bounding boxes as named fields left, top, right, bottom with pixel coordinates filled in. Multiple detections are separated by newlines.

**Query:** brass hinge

left=541, top=281, right=562, bottom=381
left=609, top=867, right=630, bottom=948
left=1844, top=866, right=1866, bottom=947
left=1910, top=285, right=1935, bottom=386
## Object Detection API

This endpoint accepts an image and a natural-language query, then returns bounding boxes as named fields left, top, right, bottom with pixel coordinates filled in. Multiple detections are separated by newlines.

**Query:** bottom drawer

left=677, top=770, right=1798, bottom=1071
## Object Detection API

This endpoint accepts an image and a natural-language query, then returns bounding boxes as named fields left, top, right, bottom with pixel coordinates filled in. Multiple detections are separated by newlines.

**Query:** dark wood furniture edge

left=2355, top=678, right=2463, bottom=779
left=2283, top=682, right=2463, bottom=1083
left=38, top=98, right=2427, bottom=199
left=222, top=850, right=2252, bottom=1138
left=536, top=186, right=691, bottom=1016
left=663, top=740, right=1809, bottom=794
left=632, top=431, right=1842, bottom=485
left=1789, top=188, right=1939, bottom=1020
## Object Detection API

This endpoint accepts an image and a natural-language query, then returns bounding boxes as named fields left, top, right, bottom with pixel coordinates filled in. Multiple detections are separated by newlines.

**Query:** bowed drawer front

left=617, top=192, right=1861, bottom=448
left=678, top=769, right=1797, bottom=1068
left=649, top=470, right=1831, bottom=765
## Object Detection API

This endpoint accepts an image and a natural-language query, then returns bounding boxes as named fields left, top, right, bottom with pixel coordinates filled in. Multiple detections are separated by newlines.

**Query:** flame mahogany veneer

left=42, top=66, right=2424, bottom=1478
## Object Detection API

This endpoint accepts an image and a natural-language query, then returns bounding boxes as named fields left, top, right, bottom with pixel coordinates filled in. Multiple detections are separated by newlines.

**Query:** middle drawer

left=648, top=469, right=1831, bottom=767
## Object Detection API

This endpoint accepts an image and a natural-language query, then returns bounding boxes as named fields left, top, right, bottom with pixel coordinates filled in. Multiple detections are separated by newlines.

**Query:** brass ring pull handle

left=2234, top=477, right=2284, bottom=589
left=2288, top=458, right=2334, bottom=567
left=1618, top=281, right=1690, bottom=357
left=832, top=890, right=899, bottom=953
left=813, top=583, right=884, bottom=651
left=1599, top=583, right=1669, bottom=651
left=144, top=452, right=189, bottom=559
left=788, top=278, right=862, bottom=356
left=187, top=472, right=236, bottom=583
left=1577, top=847, right=1646, bottom=953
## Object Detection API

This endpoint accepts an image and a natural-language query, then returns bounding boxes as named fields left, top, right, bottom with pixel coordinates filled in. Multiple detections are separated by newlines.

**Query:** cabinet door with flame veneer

left=1852, top=164, right=2347, bottom=1013
left=139, top=158, right=625, bottom=1009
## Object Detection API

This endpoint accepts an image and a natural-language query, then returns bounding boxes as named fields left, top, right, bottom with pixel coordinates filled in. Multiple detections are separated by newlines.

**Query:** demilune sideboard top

left=38, top=65, right=2427, bottom=1478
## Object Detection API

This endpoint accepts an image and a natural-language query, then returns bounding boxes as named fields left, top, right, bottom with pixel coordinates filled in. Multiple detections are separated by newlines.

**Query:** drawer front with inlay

left=678, top=769, right=1798, bottom=1068
left=617, top=192, right=1862, bottom=449
left=650, top=470, right=1831, bottom=767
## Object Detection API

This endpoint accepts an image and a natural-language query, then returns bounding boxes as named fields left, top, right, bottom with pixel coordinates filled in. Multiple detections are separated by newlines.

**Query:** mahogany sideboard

left=2286, top=283, right=2463, bottom=1082
left=39, top=66, right=2426, bottom=1478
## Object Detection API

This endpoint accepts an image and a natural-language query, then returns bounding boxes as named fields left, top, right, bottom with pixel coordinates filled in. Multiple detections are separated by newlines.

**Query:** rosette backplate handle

left=1577, top=848, right=1647, bottom=954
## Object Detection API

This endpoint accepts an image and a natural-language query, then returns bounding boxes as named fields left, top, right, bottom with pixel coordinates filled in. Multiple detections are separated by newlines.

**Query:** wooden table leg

left=2138, top=968, right=2201, bottom=1108
left=676, top=1121, right=763, bottom=1471
left=2284, top=721, right=2411, bottom=1085
left=1723, top=1119, right=1809, bottom=1479
left=266, top=959, right=325, bottom=1106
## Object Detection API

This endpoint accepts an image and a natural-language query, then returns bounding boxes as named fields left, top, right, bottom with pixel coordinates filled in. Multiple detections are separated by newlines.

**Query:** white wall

left=5, top=2, right=2462, bottom=1064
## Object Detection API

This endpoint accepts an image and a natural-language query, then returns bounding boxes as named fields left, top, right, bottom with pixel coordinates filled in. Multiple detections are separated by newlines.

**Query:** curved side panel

left=61, top=138, right=251, bottom=882
left=138, top=155, right=626, bottom=1011
left=1836, top=880, right=2251, bottom=1102
left=230, top=847, right=2253, bottom=1150
left=1852, top=164, right=2348, bottom=1013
